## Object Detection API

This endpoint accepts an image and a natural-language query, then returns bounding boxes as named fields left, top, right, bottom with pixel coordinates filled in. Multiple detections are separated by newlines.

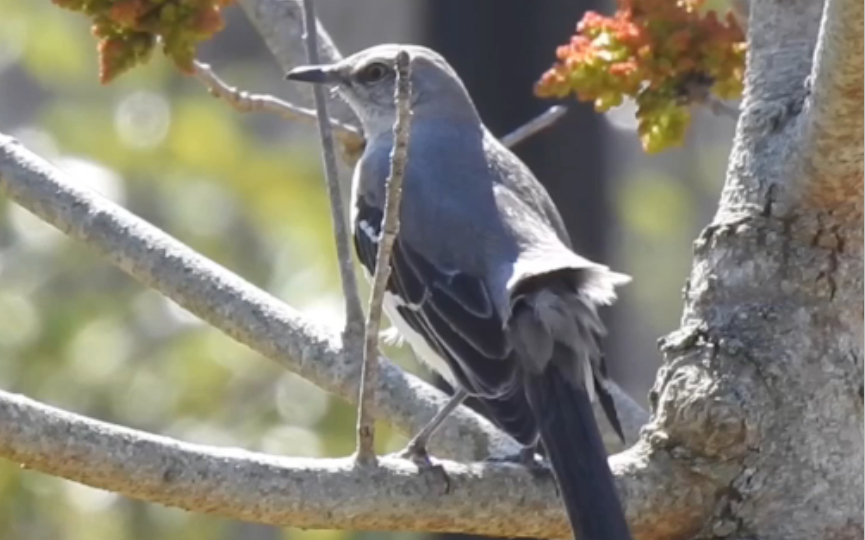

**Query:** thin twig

left=500, top=105, right=568, bottom=147
left=356, top=51, right=413, bottom=463
left=299, top=0, right=367, bottom=361
left=238, top=0, right=356, bottom=125
left=194, top=60, right=364, bottom=152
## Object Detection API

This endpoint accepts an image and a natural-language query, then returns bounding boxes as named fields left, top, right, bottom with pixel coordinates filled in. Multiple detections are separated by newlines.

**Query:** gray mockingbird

left=288, top=44, right=633, bottom=540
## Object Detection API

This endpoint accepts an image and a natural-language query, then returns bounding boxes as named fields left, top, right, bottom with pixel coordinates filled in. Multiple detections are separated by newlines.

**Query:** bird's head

left=286, top=44, right=479, bottom=138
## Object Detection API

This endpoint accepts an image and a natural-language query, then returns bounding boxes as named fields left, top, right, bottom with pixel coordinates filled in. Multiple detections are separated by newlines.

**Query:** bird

left=287, top=44, right=633, bottom=540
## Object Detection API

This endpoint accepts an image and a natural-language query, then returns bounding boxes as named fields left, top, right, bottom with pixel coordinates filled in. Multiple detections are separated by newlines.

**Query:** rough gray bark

left=0, top=390, right=694, bottom=538
left=644, top=0, right=864, bottom=538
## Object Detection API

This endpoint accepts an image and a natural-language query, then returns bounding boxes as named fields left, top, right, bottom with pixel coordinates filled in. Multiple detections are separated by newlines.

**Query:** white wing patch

left=383, top=292, right=456, bottom=384
left=358, top=219, right=380, bottom=243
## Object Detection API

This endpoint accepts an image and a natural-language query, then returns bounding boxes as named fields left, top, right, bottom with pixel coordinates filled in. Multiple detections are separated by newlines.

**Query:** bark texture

left=643, top=0, right=864, bottom=538
left=0, top=390, right=704, bottom=538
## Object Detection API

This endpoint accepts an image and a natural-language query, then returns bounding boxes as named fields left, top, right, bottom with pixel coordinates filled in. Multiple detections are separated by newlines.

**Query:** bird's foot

left=485, top=447, right=553, bottom=479
left=391, top=440, right=451, bottom=494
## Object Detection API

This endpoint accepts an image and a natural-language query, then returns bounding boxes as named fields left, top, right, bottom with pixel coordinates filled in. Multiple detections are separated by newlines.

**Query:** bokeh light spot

left=114, top=91, right=171, bottom=150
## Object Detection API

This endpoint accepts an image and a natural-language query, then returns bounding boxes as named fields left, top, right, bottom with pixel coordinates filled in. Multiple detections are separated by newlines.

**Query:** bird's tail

left=524, top=345, right=632, bottom=540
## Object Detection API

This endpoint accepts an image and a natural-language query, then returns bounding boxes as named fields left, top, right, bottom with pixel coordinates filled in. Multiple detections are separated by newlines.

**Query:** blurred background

left=0, top=1, right=736, bottom=539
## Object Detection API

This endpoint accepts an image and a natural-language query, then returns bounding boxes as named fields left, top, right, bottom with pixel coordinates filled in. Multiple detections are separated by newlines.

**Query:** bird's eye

left=359, top=62, right=389, bottom=84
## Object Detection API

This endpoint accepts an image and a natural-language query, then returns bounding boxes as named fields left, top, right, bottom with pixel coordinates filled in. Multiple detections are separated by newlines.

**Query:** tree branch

left=796, top=0, right=863, bottom=220
left=499, top=106, right=567, bottom=147
left=0, top=133, right=515, bottom=463
left=238, top=0, right=356, bottom=124
left=0, top=389, right=711, bottom=538
left=718, top=0, right=824, bottom=220
left=658, top=0, right=864, bottom=536
left=298, top=0, right=367, bottom=380
left=357, top=51, right=413, bottom=461
left=193, top=60, right=364, bottom=159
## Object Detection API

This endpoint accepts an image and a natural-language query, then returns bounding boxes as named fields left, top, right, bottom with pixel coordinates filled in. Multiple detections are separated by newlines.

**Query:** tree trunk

left=642, top=0, right=864, bottom=537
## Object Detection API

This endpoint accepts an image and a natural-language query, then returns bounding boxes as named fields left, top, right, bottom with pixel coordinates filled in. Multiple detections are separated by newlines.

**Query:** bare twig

left=193, top=60, right=363, bottom=151
left=196, top=55, right=571, bottom=163
left=356, top=51, right=413, bottom=463
left=238, top=0, right=356, bottom=125
left=194, top=60, right=364, bottom=163
left=299, top=0, right=366, bottom=364
left=500, top=105, right=568, bottom=147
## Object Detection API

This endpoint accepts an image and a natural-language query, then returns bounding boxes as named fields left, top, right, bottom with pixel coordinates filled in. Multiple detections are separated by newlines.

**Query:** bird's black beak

left=285, top=65, right=342, bottom=84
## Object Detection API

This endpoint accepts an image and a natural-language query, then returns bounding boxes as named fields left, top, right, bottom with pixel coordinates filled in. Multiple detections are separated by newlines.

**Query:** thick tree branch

left=654, top=0, right=864, bottom=537
left=0, top=133, right=515, bottom=463
left=718, top=0, right=824, bottom=220
left=0, top=389, right=711, bottom=538
left=0, top=131, right=688, bottom=536
left=796, top=0, right=863, bottom=220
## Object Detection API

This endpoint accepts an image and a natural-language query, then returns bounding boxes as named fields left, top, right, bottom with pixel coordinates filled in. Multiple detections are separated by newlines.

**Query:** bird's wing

left=353, top=198, right=520, bottom=400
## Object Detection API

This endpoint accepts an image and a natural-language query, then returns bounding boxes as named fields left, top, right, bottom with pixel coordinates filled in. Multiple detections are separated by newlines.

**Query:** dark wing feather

left=398, top=243, right=507, bottom=360
left=353, top=200, right=476, bottom=391
left=477, top=391, right=539, bottom=447
left=354, top=198, right=518, bottom=397
left=352, top=197, right=537, bottom=442
left=593, top=356, right=625, bottom=443
left=435, top=272, right=493, bottom=318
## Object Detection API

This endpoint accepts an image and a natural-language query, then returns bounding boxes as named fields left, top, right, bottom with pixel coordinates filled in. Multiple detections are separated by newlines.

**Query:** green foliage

left=536, top=0, right=745, bottom=153
left=50, top=0, right=235, bottom=83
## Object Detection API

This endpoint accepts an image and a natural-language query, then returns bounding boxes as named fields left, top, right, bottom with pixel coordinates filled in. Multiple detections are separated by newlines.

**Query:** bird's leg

left=398, top=387, right=468, bottom=462
left=392, top=387, right=468, bottom=494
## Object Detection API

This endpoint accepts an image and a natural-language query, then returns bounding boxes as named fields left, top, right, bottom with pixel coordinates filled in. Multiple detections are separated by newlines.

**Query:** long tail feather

left=524, top=347, right=632, bottom=540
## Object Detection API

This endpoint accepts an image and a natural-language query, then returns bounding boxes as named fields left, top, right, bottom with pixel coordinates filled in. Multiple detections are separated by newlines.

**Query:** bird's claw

left=392, top=442, right=452, bottom=494
left=395, top=440, right=431, bottom=464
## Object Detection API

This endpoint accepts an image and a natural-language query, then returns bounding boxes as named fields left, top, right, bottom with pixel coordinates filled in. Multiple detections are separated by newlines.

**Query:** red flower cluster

left=52, top=0, right=235, bottom=83
left=536, top=0, right=746, bottom=152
